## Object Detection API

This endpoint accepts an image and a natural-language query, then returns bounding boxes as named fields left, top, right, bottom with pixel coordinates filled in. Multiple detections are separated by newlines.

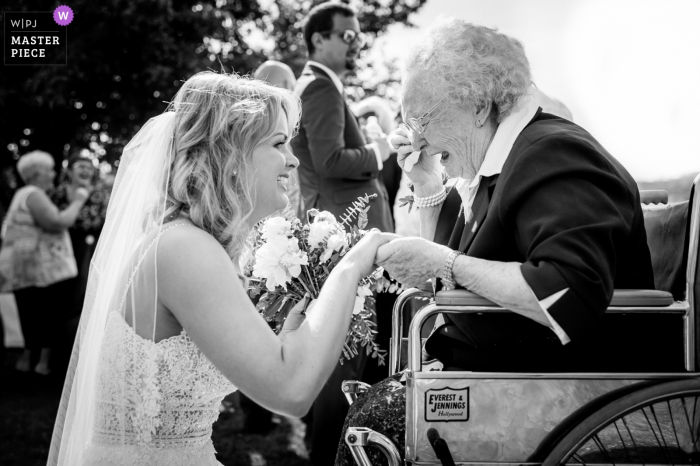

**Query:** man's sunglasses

left=320, top=29, right=367, bottom=47
left=404, top=97, right=447, bottom=134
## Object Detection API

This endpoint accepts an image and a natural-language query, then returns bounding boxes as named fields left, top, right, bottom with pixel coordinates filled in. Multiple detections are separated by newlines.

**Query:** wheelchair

left=342, top=174, right=700, bottom=465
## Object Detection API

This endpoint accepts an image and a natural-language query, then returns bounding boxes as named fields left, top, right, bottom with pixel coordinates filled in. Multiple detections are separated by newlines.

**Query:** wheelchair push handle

left=427, top=428, right=457, bottom=466
left=342, top=380, right=371, bottom=406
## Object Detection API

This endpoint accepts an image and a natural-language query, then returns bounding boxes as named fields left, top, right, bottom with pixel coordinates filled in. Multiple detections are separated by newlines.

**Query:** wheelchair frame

left=344, top=174, right=700, bottom=465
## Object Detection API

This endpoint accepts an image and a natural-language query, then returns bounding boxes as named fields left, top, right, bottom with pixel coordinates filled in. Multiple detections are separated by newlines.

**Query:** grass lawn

left=0, top=362, right=312, bottom=466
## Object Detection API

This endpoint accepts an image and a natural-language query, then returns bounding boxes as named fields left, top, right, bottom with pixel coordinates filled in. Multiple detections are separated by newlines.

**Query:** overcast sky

left=371, top=0, right=700, bottom=181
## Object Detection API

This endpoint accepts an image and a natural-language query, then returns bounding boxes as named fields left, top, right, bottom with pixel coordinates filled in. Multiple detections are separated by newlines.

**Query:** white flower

left=253, top=235, right=308, bottom=290
left=315, top=211, right=337, bottom=224
left=320, top=233, right=349, bottom=262
left=352, top=285, right=373, bottom=315
left=308, top=221, right=335, bottom=249
left=307, top=211, right=342, bottom=249
left=284, top=237, right=307, bottom=279
left=262, top=216, right=292, bottom=239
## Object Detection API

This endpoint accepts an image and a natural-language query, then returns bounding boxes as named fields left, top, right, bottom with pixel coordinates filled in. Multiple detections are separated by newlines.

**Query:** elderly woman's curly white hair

left=405, top=17, right=532, bottom=124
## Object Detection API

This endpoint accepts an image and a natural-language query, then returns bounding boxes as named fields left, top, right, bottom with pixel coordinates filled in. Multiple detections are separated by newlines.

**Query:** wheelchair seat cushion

left=642, top=201, right=688, bottom=300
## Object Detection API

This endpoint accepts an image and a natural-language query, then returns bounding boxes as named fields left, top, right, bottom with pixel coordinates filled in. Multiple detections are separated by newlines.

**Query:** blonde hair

left=17, top=150, right=54, bottom=183
left=164, top=72, right=301, bottom=261
left=405, top=17, right=532, bottom=123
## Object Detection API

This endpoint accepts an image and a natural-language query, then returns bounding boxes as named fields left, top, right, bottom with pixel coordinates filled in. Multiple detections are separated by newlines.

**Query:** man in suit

left=291, top=3, right=394, bottom=464
left=291, top=2, right=394, bottom=232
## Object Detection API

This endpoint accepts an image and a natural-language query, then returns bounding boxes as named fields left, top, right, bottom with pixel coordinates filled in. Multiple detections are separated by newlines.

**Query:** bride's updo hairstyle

left=165, top=71, right=301, bottom=259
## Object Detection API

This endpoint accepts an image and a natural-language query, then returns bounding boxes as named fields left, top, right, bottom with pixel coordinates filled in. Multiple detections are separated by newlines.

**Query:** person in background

left=51, top=153, right=109, bottom=320
left=0, top=151, right=89, bottom=375
left=51, top=154, right=110, bottom=373
left=351, top=96, right=402, bottom=219
left=350, top=96, right=403, bottom=385
left=291, top=3, right=394, bottom=464
left=254, top=60, right=302, bottom=220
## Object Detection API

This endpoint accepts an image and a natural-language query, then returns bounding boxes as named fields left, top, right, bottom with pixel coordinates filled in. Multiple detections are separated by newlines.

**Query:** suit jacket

left=291, top=63, right=394, bottom=232
left=429, top=110, right=654, bottom=351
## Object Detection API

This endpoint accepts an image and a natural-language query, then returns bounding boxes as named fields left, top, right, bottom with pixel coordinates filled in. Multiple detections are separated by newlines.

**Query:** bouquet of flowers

left=245, top=195, right=401, bottom=365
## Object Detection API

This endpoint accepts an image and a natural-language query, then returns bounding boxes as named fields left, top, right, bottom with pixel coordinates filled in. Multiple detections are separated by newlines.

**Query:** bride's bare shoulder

left=157, top=221, right=232, bottom=268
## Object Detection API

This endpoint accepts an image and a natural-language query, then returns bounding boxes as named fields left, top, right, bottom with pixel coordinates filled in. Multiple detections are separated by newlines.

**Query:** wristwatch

left=440, top=250, right=463, bottom=291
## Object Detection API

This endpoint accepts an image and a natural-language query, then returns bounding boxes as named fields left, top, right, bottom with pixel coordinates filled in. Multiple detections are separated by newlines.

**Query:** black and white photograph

left=1, top=1, right=699, bottom=465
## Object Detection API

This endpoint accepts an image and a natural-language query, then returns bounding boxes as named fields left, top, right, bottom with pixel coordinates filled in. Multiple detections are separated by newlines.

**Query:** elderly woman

left=0, top=151, right=89, bottom=375
left=51, top=153, right=109, bottom=319
left=334, top=19, right=654, bottom=465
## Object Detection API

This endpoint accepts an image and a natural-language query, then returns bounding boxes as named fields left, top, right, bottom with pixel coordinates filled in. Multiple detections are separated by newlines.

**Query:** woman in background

left=51, top=153, right=109, bottom=319
left=0, top=151, right=89, bottom=375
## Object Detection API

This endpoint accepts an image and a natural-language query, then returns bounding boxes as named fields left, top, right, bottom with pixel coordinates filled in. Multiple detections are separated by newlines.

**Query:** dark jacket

left=430, top=110, right=654, bottom=349
left=291, top=63, right=394, bottom=231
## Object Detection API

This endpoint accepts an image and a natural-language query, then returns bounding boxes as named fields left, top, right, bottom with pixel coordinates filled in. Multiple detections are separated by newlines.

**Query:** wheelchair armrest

left=435, top=288, right=674, bottom=307
left=609, top=289, right=674, bottom=307
left=436, top=289, right=497, bottom=307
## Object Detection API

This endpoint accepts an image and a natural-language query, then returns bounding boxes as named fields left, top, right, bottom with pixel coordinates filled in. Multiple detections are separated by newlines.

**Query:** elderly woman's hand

left=390, top=125, right=442, bottom=192
left=375, top=237, right=452, bottom=288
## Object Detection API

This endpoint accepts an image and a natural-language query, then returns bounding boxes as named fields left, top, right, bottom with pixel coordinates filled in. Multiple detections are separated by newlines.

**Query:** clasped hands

left=279, top=235, right=454, bottom=335
left=374, top=236, right=453, bottom=288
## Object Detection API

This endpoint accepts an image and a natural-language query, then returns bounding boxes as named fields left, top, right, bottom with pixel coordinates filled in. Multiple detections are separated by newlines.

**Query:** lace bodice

left=83, top=224, right=237, bottom=466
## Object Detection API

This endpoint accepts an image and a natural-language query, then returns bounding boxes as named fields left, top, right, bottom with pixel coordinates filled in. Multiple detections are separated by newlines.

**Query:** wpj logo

left=4, top=6, right=73, bottom=66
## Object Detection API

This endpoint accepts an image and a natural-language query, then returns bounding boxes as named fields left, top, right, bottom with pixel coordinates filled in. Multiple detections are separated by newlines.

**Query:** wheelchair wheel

left=543, top=378, right=700, bottom=465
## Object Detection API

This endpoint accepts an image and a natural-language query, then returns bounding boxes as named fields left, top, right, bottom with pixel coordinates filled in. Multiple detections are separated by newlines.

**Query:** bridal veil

left=47, top=110, right=176, bottom=465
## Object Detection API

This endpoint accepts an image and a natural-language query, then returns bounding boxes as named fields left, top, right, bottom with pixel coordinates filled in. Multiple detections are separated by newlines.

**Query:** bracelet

left=413, top=186, right=447, bottom=209
left=440, top=249, right=463, bottom=291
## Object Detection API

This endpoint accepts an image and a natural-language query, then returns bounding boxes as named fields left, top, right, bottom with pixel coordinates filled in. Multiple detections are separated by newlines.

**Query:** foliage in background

left=0, top=0, right=427, bottom=210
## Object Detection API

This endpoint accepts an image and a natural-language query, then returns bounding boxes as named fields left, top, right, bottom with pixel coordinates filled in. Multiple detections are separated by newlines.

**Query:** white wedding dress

left=82, top=225, right=237, bottom=466
left=48, top=112, right=240, bottom=466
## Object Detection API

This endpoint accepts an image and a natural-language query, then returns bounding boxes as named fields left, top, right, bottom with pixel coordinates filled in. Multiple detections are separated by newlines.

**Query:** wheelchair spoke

left=680, top=397, right=696, bottom=453
left=641, top=406, right=673, bottom=464
left=668, top=400, right=682, bottom=450
left=571, top=452, right=588, bottom=464
left=612, top=419, right=633, bottom=462
left=621, top=415, right=644, bottom=462
left=591, top=433, right=616, bottom=465
left=649, top=404, right=674, bottom=464
left=692, top=396, right=699, bottom=446
left=682, top=396, right=700, bottom=454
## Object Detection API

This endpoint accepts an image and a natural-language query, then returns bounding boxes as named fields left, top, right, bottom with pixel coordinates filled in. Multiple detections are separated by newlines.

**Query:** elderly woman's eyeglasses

left=404, top=98, right=447, bottom=134
left=320, top=29, right=367, bottom=48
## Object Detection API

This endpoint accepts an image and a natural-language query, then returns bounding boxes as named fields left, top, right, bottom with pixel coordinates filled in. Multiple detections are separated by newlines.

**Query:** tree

left=0, top=0, right=426, bottom=181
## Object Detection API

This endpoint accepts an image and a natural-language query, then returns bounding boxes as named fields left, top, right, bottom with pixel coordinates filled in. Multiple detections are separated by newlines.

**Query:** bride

left=47, top=71, right=394, bottom=466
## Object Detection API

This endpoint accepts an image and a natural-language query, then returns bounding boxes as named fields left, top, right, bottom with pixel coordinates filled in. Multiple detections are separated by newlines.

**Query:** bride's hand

left=341, top=230, right=401, bottom=278
left=279, top=293, right=312, bottom=339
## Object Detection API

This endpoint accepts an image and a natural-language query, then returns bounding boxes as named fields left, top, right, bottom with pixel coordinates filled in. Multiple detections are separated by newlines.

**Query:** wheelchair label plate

left=425, top=387, right=469, bottom=422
